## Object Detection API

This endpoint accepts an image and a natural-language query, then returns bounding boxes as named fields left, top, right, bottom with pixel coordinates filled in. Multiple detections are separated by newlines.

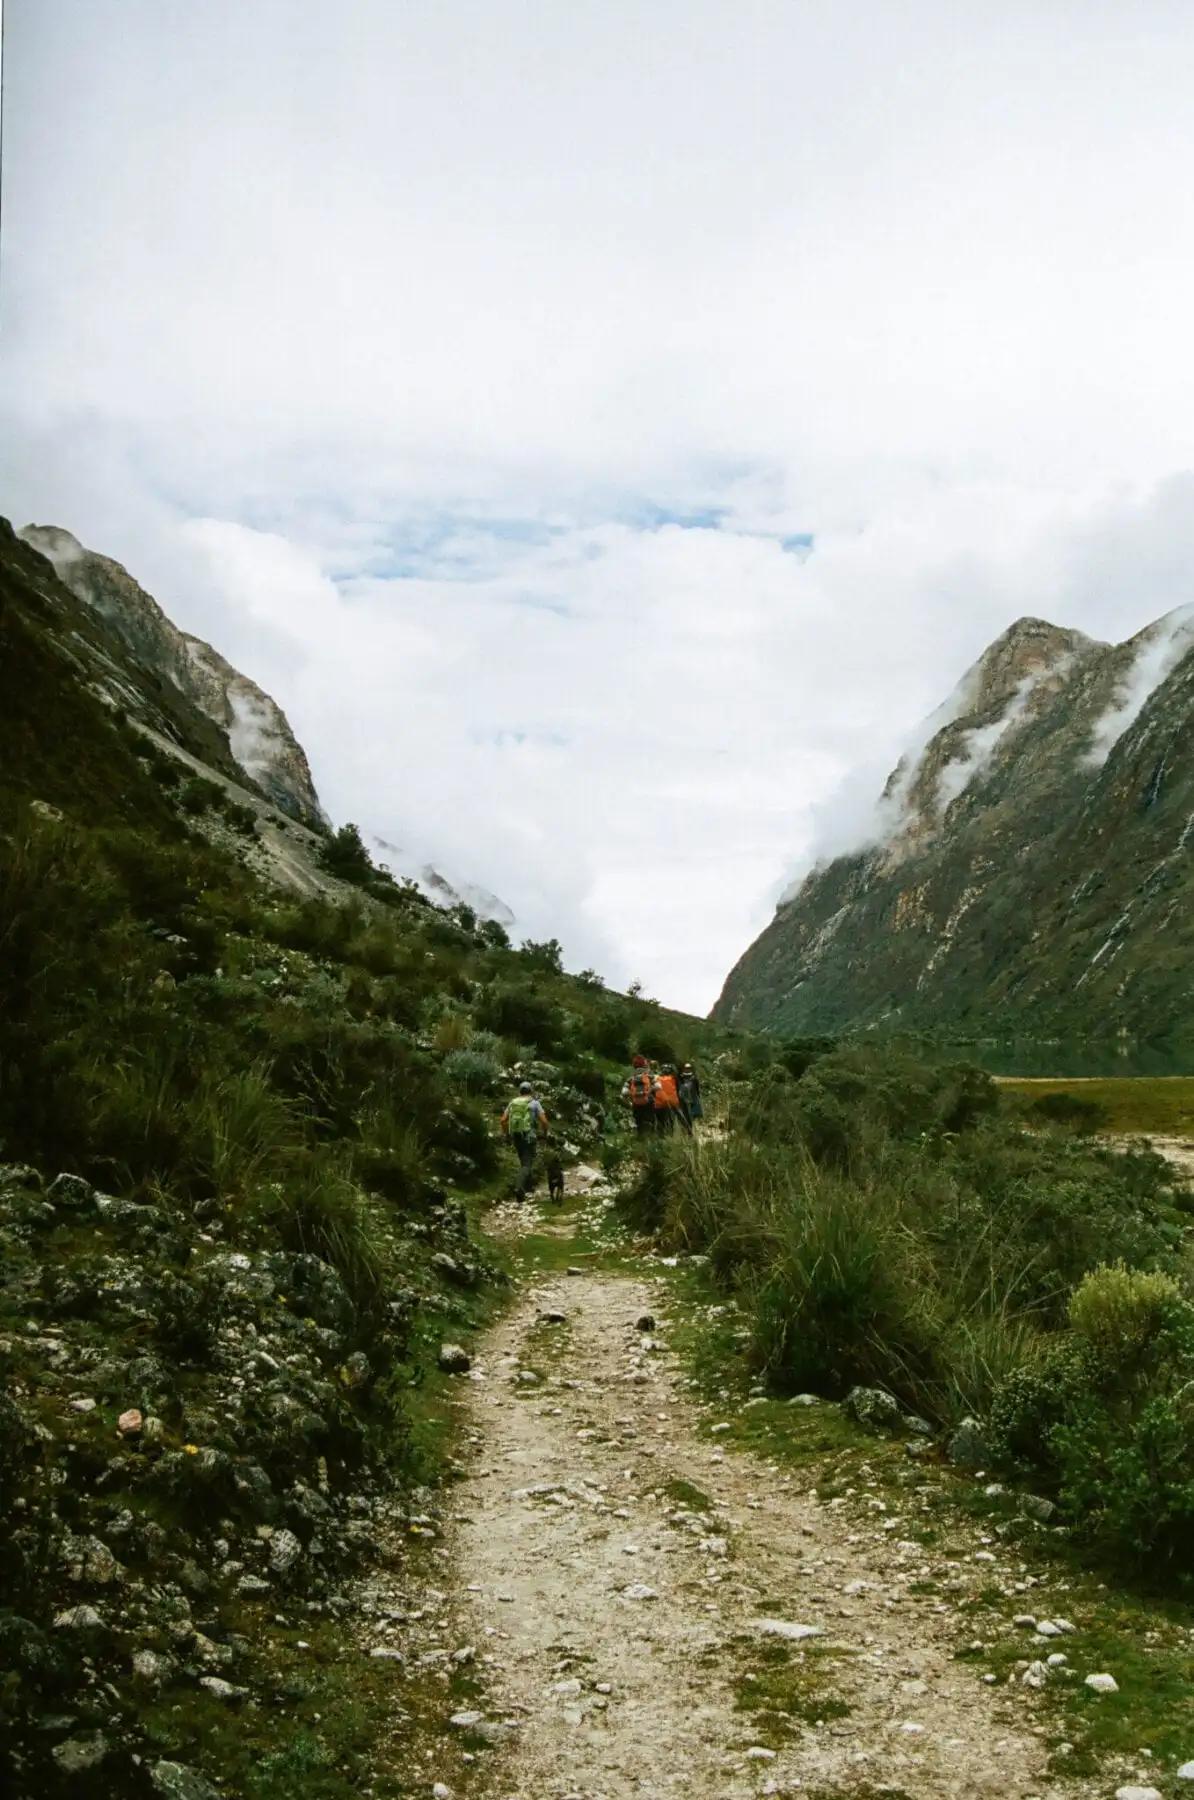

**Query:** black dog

left=546, top=1154, right=565, bottom=1204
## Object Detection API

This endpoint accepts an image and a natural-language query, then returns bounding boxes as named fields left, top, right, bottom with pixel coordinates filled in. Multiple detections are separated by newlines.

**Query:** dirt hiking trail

left=408, top=1244, right=1071, bottom=1800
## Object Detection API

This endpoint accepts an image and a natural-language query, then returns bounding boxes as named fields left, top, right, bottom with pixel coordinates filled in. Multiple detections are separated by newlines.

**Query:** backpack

left=628, top=1069, right=653, bottom=1108
left=507, top=1095, right=535, bottom=1136
left=654, top=1073, right=679, bottom=1110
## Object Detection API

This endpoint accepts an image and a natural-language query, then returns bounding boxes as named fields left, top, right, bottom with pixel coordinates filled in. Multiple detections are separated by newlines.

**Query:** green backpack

left=507, top=1095, right=535, bottom=1135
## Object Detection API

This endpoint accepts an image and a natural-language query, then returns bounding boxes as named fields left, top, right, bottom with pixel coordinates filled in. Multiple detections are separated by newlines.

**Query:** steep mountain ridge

left=19, top=524, right=327, bottom=828
left=715, top=604, right=1194, bottom=1043
left=13, top=522, right=515, bottom=926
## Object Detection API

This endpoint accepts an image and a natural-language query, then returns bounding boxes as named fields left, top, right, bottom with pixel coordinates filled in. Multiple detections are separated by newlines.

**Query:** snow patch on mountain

left=1086, top=605, right=1194, bottom=766
left=935, top=667, right=1052, bottom=809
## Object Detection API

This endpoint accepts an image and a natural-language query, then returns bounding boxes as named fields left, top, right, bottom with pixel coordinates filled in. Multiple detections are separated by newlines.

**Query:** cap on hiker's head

left=632, top=1054, right=647, bottom=1067
left=519, top=1080, right=532, bottom=1093
left=682, top=1063, right=693, bottom=1072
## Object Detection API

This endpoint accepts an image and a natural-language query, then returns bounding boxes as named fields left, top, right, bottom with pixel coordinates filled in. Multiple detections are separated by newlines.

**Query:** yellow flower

left=183, top=1444, right=198, bottom=1454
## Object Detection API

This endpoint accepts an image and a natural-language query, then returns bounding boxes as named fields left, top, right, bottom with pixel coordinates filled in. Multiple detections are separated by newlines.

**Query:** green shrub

left=1068, top=1263, right=1183, bottom=1366
left=476, top=980, right=562, bottom=1052
left=249, top=1160, right=389, bottom=1321
left=442, top=1047, right=505, bottom=1095
left=317, top=822, right=376, bottom=885
left=584, top=1003, right=631, bottom=1061
left=635, top=1027, right=678, bottom=1064
left=630, top=1049, right=1183, bottom=1436
left=1032, top=1090, right=1109, bottom=1132
left=179, top=774, right=224, bottom=814
left=431, top=1010, right=473, bottom=1052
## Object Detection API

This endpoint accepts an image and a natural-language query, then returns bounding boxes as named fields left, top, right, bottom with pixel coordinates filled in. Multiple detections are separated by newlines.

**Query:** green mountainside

left=714, top=606, right=1194, bottom=1047
left=0, top=517, right=726, bottom=1796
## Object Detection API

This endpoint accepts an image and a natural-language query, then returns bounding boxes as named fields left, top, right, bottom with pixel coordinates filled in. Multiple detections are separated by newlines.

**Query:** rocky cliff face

left=19, top=525, right=326, bottom=827
left=715, top=607, right=1194, bottom=1044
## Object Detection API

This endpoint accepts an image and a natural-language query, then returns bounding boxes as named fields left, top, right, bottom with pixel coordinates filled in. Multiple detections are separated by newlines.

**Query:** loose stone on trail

left=438, top=1344, right=471, bottom=1374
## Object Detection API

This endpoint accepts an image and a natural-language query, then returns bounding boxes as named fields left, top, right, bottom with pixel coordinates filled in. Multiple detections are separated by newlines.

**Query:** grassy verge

left=999, top=1075, right=1194, bottom=1135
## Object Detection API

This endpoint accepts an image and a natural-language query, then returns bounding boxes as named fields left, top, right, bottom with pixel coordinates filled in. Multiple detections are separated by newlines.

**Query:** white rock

left=1052, top=1616, right=1077, bottom=1633
left=369, top=1648, right=403, bottom=1661
left=433, top=1785, right=454, bottom=1800
left=622, top=1583, right=658, bottom=1600
left=1115, top=1788, right=1162, bottom=1800
left=710, top=1422, right=731, bottom=1434
left=1046, top=1653, right=1068, bottom=1667
left=53, top=1604, right=103, bottom=1631
left=1035, top=1620, right=1062, bottom=1637
left=1084, top=1672, right=1119, bottom=1693
left=52, top=1733, right=109, bottom=1773
left=789, top=1393, right=820, bottom=1406
left=1021, top=1661, right=1048, bottom=1688
left=269, top=1528, right=302, bottom=1574
left=1175, top=1763, right=1194, bottom=1781
left=745, top=1747, right=778, bottom=1760
left=751, top=1618, right=822, bottom=1641
left=900, top=1721, right=925, bottom=1734
left=69, top=1397, right=97, bottom=1414
left=553, top=1678, right=582, bottom=1696
left=448, top=1711, right=484, bottom=1729
left=132, top=1649, right=173, bottom=1683
left=199, top=1677, right=246, bottom=1701
left=1012, top=1614, right=1037, bottom=1629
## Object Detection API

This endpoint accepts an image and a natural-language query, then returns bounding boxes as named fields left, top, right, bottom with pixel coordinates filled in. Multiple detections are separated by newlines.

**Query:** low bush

left=476, top=980, right=562, bottom=1053
left=624, top=1050, right=1188, bottom=1499
left=442, top=1046, right=505, bottom=1095
left=1031, top=1090, right=1109, bottom=1132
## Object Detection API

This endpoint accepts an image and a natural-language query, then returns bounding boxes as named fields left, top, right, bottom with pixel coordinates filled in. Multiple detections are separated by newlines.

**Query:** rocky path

left=429, top=1263, right=1068, bottom=1800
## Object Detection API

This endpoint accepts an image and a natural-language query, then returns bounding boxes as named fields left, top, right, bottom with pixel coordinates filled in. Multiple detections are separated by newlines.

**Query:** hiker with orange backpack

left=653, top=1064, right=682, bottom=1135
left=622, top=1054, right=656, bottom=1134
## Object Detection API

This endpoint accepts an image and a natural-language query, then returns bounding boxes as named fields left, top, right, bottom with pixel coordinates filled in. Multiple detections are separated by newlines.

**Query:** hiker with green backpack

left=501, top=1079, right=549, bottom=1200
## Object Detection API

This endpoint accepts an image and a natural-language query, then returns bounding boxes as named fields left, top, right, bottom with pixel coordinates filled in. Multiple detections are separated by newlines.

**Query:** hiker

left=677, top=1062, right=703, bottom=1134
left=653, top=1064, right=682, bottom=1135
left=501, top=1079, right=549, bottom=1199
left=622, top=1054, right=656, bottom=1134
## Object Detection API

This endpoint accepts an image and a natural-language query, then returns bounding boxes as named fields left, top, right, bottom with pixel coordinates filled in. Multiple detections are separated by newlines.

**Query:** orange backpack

left=629, top=1069, right=654, bottom=1107
left=654, top=1074, right=679, bottom=1110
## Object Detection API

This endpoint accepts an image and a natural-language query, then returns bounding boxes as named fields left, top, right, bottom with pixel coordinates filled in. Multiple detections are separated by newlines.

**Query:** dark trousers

left=512, top=1133, right=537, bottom=1197
left=633, top=1106, right=655, bottom=1134
left=655, top=1107, right=676, bottom=1135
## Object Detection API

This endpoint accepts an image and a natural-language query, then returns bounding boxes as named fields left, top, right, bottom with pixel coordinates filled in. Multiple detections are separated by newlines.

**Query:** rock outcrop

left=19, top=524, right=326, bottom=826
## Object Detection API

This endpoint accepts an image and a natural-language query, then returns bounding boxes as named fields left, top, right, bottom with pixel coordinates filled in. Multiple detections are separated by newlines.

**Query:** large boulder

left=843, top=1386, right=902, bottom=1432
left=946, top=1416, right=992, bottom=1467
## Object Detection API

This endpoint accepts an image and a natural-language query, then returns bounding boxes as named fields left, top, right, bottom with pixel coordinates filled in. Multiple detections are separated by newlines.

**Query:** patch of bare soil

left=1102, top=1132, right=1194, bottom=1182
left=405, top=1271, right=1075, bottom=1800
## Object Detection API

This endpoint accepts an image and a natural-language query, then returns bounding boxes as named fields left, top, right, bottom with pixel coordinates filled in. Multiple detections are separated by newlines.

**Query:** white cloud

left=9, top=3, right=1194, bottom=1008
left=1086, top=606, right=1194, bottom=766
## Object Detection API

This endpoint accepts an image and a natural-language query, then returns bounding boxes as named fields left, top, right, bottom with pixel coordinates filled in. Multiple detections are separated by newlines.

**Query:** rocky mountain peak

left=19, top=523, right=326, bottom=828
left=714, top=598, right=1194, bottom=1042
left=873, top=616, right=1102, bottom=870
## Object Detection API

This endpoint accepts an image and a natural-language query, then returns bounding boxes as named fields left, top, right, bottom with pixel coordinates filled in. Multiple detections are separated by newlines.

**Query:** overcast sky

left=7, top=2, right=1194, bottom=1011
